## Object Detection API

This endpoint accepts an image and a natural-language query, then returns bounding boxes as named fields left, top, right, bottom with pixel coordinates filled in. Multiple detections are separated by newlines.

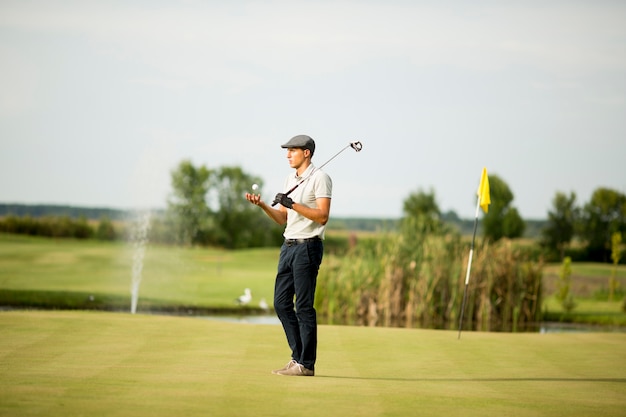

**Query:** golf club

left=271, top=141, right=363, bottom=207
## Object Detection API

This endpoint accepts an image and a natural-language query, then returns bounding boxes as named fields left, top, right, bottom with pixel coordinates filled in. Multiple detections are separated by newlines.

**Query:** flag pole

left=458, top=198, right=480, bottom=339
left=458, top=167, right=490, bottom=340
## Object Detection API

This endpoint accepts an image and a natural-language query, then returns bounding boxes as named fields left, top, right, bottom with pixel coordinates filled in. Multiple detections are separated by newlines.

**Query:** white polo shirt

left=283, top=163, right=332, bottom=240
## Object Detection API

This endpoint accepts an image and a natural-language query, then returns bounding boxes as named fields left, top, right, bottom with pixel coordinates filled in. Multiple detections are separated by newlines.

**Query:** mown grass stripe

left=1, top=311, right=625, bottom=417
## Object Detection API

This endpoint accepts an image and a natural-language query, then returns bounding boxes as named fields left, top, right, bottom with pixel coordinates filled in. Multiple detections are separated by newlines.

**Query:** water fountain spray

left=130, top=210, right=151, bottom=314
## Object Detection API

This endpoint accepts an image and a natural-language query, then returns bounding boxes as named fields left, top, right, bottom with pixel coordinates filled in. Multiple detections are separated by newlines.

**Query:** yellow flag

left=477, top=167, right=490, bottom=213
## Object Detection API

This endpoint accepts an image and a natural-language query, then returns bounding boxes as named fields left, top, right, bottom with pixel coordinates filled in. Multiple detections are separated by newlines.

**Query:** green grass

left=0, top=310, right=625, bottom=417
left=542, top=261, right=626, bottom=325
left=0, top=233, right=278, bottom=311
left=543, top=262, right=626, bottom=295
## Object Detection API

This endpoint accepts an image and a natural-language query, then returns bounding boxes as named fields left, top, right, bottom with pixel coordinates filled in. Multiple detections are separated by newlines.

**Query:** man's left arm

left=291, top=197, right=331, bottom=225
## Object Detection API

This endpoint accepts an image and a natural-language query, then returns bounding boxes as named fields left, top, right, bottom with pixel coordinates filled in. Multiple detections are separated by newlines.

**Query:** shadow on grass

left=316, top=375, right=626, bottom=383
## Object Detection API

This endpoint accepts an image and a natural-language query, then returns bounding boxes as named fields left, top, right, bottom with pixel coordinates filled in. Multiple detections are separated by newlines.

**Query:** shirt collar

left=295, top=163, right=316, bottom=180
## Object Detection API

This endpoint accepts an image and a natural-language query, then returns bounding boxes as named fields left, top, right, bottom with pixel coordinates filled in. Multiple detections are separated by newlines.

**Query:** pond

left=198, top=314, right=626, bottom=333
left=539, top=322, right=626, bottom=333
left=199, top=314, right=281, bottom=325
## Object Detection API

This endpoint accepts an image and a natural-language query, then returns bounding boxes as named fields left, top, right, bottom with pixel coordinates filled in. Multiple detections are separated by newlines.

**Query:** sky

left=1, top=0, right=625, bottom=219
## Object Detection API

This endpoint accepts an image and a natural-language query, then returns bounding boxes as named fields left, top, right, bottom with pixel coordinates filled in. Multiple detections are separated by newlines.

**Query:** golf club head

left=350, top=141, right=363, bottom=152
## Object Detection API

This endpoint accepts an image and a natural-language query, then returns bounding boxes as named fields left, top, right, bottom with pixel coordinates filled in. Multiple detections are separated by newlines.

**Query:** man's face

left=286, top=147, right=309, bottom=169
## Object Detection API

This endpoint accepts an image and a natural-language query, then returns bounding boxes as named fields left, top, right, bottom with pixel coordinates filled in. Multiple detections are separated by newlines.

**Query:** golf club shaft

left=271, top=141, right=362, bottom=207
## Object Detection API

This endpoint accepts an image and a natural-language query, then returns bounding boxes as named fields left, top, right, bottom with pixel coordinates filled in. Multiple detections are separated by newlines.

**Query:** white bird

left=259, top=298, right=269, bottom=311
left=236, top=288, right=252, bottom=305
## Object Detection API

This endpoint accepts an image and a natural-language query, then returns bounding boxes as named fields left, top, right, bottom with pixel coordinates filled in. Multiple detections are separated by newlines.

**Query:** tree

left=211, top=166, right=281, bottom=248
left=482, top=174, right=525, bottom=241
left=166, top=160, right=283, bottom=249
left=541, top=191, right=579, bottom=260
left=95, top=216, right=117, bottom=241
left=556, top=256, right=576, bottom=313
left=609, top=232, right=622, bottom=301
left=579, top=187, right=626, bottom=262
left=402, top=188, right=444, bottom=234
left=441, top=210, right=461, bottom=223
left=167, top=160, right=213, bottom=245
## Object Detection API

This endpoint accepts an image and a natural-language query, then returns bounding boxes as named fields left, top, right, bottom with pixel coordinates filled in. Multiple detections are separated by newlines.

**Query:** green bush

left=0, top=215, right=95, bottom=239
left=95, top=217, right=117, bottom=241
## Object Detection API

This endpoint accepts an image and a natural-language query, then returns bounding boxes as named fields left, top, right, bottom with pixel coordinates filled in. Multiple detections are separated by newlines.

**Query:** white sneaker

left=276, top=363, right=314, bottom=376
left=271, top=359, right=297, bottom=375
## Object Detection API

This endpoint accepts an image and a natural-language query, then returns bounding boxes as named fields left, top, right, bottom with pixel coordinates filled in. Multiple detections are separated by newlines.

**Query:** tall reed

left=316, top=224, right=543, bottom=332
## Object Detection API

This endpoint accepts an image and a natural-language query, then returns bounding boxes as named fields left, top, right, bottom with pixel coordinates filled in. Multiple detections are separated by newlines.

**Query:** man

left=245, top=134, right=332, bottom=377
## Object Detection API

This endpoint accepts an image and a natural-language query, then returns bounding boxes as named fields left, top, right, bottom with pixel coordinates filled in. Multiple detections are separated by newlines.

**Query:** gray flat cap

left=281, top=135, right=315, bottom=154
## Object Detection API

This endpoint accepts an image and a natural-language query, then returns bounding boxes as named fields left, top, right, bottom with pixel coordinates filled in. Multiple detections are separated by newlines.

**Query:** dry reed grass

left=316, top=225, right=543, bottom=332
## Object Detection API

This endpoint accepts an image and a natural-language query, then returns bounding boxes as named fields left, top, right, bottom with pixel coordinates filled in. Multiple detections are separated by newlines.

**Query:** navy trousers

left=274, top=239, right=323, bottom=371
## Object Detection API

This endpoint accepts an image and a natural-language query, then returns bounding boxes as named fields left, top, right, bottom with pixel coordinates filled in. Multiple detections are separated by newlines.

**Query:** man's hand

left=273, top=193, right=294, bottom=209
left=245, top=193, right=262, bottom=206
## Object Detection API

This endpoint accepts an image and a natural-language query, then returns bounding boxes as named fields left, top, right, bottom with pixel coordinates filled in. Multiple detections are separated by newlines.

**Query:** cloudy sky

left=1, top=0, right=625, bottom=219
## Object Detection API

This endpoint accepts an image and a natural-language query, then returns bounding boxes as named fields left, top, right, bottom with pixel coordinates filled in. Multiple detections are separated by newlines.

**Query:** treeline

left=0, top=207, right=386, bottom=249
left=0, top=211, right=281, bottom=248
left=2, top=165, right=624, bottom=260
left=0, top=215, right=117, bottom=240
left=0, top=204, right=128, bottom=220
left=0, top=203, right=547, bottom=238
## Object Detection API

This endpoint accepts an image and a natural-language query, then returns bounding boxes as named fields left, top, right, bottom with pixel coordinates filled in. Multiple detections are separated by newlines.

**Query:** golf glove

left=273, top=193, right=294, bottom=209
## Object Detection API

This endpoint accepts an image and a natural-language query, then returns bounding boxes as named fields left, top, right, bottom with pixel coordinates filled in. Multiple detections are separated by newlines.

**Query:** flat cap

left=281, top=135, right=315, bottom=154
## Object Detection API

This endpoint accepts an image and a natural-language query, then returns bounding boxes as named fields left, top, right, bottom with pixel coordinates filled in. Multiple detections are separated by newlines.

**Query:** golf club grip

left=270, top=184, right=300, bottom=207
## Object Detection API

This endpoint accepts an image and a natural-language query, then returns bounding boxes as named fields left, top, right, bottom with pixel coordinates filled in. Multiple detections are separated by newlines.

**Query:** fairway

left=0, top=234, right=279, bottom=310
left=1, top=311, right=625, bottom=417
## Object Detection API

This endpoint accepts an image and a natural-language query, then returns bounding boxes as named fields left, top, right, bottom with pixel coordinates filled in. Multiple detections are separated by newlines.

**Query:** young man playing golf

left=245, top=134, right=332, bottom=376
